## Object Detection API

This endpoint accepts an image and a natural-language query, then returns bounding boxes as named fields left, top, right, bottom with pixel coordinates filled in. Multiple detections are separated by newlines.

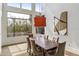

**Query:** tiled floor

left=1, top=43, right=29, bottom=56
left=1, top=43, right=79, bottom=56
left=65, top=50, right=79, bottom=56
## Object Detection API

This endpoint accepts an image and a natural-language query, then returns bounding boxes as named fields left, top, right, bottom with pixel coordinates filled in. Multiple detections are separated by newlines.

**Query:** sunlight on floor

left=8, top=43, right=28, bottom=56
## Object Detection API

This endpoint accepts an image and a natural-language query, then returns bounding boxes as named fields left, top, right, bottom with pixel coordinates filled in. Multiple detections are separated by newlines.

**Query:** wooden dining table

left=36, top=40, right=57, bottom=55
left=30, top=35, right=58, bottom=56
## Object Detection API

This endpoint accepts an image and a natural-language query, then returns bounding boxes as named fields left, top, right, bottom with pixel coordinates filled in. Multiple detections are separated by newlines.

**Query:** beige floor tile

left=17, top=43, right=27, bottom=51
left=8, top=45, right=20, bottom=53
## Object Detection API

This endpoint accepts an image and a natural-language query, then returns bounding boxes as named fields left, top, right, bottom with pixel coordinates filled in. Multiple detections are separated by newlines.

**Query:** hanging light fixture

left=34, top=3, right=46, bottom=27
left=34, top=15, right=46, bottom=27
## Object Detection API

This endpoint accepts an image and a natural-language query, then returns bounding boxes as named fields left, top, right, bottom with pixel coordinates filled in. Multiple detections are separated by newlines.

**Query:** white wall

left=0, top=3, right=2, bottom=54
left=42, top=3, right=79, bottom=51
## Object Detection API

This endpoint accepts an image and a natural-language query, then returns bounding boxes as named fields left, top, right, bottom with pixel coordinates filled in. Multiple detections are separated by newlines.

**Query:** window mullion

left=13, top=19, right=15, bottom=36
left=20, top=3, right=22, bottom=8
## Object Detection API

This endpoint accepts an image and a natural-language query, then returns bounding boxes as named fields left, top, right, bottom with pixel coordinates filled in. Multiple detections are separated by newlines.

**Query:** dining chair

left=57, top=37, right=59, bottom=43
left=46, top=41, right=66, bottom=56
left=29, top=33, right=33, bottom=38
left=26, top=37, right=31, bottom=55
left=53, top=37, right=59, bottom=43
left=30, top=40, right=37, bottom=55
left=45, top=39, right=58, bottom=56
left=30, top=40, right=43, bottom=56
left=55, top=41, right=66, bottom=56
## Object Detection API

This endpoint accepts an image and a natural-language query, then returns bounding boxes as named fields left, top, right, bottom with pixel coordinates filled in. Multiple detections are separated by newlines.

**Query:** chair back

left=26, top=37, right=31, bottom=55
left=29, top=34, right=33, bottom=38
left=53, top=37, right=59, bottom=43
left=57, top=37, right=59, bottom=43
left=30, top=40, right=36, bottom=50
left=30, top=40, right=37, bottom=55
left=26, top=37, right=31, bottom=48
left=56, top=42, right=66, bottom=56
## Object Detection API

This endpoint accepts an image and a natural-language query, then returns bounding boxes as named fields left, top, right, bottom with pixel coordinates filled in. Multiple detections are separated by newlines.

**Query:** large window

left=7, top=3, right=32, bottom=10
left=22, top=3, right=32, bottom=10
left=7, top=12, right=32, bottom=37
left=7, top=3, right=42, bottom=37
left=8, top=3, right=43, bottom=12
left=35, top=3, right=43, bottom=12
left=7, top=3, right=20, bottom=8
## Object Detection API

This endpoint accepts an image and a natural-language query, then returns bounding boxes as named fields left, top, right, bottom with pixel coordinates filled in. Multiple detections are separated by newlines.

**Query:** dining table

left=30, top=35, right=58, bottom=56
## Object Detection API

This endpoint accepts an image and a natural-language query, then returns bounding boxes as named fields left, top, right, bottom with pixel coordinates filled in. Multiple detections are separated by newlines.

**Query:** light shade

left=34, top=15, right=46, bottom=27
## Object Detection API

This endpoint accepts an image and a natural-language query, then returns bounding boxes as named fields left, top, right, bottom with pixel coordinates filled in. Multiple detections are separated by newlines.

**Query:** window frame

left=21, top=3, right=32, bottom=10
left=2, top=3, right=41, bottom=37
left=7, top=3, right=32, bottom=10
left=7, top=3, right=21, bottom=8
left=7, top=12, right=32, bottom=37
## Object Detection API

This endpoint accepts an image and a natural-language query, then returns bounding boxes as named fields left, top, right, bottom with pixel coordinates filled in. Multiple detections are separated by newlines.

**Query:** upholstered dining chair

left=55, top=41, right=66, bottom=56
left=26, top=37, right=31, bottom=55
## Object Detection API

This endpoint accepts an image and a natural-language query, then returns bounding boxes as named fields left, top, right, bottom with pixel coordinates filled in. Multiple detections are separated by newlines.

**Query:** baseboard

left=65, top=47, right=79, bottom=56
left=2, top=42, right=26, bottom=47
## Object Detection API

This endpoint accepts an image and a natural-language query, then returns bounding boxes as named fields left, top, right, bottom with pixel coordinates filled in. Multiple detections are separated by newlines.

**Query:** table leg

left=42, top=49, right=45, bottom=56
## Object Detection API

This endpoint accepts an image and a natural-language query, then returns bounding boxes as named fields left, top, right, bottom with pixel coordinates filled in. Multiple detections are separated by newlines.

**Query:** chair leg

left=27, top=49, right=31, bottom=56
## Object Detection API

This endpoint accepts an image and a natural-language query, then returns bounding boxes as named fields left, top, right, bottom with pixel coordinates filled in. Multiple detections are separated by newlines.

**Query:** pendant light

left=34, top=3, right=46, bottom=27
